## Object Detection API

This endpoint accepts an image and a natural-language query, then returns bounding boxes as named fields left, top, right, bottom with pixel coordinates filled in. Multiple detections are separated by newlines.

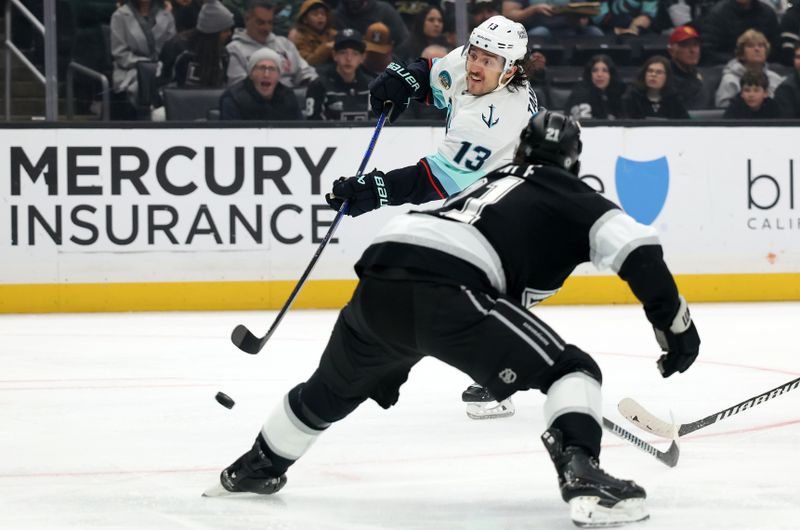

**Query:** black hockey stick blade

left=602, top=416, right=679, bottom=467
left=230, top=324, right=266, bottom=355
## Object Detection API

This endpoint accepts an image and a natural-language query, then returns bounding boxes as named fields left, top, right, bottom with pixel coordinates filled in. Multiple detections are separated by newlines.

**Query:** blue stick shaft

left=259, top=112, right=388, bottom=346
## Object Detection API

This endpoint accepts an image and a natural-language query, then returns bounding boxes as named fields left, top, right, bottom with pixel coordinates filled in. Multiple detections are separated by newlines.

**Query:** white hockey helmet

left=466, top=15, right=528, bottom=77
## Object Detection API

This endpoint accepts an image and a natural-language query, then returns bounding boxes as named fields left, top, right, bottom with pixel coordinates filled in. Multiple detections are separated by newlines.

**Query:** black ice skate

left=203, top=434, right=287, bottom=497
left=542, top=428, right=648, bottom=528
left=461, top=383, right=514, bottom=420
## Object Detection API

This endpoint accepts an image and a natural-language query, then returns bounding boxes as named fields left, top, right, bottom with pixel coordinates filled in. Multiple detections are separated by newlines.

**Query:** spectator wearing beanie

left=226, top=0, right=318, bottom=88
left=289, top=0, right=338, bottom=66
left=160, top=0, right=236, bottom=87
left=220, top=47, right=303, bottom=119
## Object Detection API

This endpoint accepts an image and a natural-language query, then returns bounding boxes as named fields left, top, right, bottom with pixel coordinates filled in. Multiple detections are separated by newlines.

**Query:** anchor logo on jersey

left=482, top=104, right=499, bottom=128
left=614, top=156, right=670, bottom=225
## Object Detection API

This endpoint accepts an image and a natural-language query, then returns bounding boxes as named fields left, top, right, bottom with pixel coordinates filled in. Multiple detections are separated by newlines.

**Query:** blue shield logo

left=614, top=156, right=669, bottom=225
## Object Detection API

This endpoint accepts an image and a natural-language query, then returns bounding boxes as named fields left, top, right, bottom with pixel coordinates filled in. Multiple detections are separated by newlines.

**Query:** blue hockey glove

left=653, top=296, right=700, bottom=378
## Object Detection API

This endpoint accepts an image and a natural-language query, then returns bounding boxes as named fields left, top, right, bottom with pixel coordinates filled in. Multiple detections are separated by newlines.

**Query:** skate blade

left=202, top=482, right=238, bottom=498
left=569, top=496, right=649, bottom=528
left=465, top=401, right=515, bottom=420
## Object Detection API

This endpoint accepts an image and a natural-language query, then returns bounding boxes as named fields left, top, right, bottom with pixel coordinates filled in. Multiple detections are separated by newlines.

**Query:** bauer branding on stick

left=215, top=392, right=235, bottom=409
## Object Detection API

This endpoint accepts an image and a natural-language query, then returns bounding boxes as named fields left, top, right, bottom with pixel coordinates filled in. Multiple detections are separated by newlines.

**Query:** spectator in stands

left=668, top=25, right=712, bottom=110
left=227, top=0, right=318, bottom=88
left=723, top=70, right=781, bottom=118
left=407, top=44, right=449, bottom=120
left=305, top=29, right=371, bottom=120
left=504, top=0, right=604, bottom=38
left=288, top=0, right=337, bottom=66
left=392, top=0, right=433, bottom=28
left=395, top=6, right=449, bottom=62
left=333, top=0, right=409, bottom=48
left=775, top=42, right=800, bottom=118
left=594, top=0, right=657, bottom=36
left=715, top=29, right=785, bottom=108
left=472, top=0, right=502, bottom=26
left=622, top=55, right=690, bottom=119
left=273, top=0, right=306, bottom=37
left=566, top=54, right=626, bottom=119
left=220, top=47, right=303, bottom=119
left=698, top=0, right=780, bottom=64
left=172, top=0, right=203, bottom=33
left=110, top=0, right=176, bottom=107
left=525, top=50, right=554, bottom=108
left=160, top=0, right=235, bottom=88
left=778, top=2, right=800, bottom=66
left=361, top=22, right=397, bottom=77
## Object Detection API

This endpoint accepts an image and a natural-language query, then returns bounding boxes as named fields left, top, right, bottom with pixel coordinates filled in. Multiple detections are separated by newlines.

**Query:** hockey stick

left=602, top=416, right=679, bottom=467
left=231, top=111, right=389, bottom=354
left=618, top=375, right=800, bottom=439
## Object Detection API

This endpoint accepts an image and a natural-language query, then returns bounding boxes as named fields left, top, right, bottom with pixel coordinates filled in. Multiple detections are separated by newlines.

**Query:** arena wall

left=1, top=123, right=798, bottom=313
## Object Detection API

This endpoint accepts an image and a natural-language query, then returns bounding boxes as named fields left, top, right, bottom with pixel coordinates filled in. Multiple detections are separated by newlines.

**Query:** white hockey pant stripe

left=261, top=393, right=323, bottom=461
left=462, top=287, right=559, bottom=366
left=543, top=372, right=603, bottom=428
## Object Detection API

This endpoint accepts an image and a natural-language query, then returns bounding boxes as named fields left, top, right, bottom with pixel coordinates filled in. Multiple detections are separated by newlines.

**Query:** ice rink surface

left=1, top=302, right=799, bottom=529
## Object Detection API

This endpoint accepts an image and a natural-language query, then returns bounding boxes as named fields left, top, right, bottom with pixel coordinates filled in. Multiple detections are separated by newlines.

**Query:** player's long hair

left=505, top=50, right=531, bottom=92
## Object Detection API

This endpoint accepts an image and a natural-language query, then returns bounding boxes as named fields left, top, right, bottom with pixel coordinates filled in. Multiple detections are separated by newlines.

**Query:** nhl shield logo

left=438, top=71, right=451, bottom=90
left=614, top=156, right=669, bottom=225
left=499, top=368, right=517, bottom=384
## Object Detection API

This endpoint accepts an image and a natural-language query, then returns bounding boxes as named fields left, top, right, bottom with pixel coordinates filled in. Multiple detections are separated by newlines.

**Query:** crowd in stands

left=55, top=0, right=800, bottom=120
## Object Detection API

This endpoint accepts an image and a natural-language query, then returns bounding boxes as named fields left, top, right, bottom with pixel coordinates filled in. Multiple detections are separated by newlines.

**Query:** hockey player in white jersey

left=326, top=15, right=537, bottom=419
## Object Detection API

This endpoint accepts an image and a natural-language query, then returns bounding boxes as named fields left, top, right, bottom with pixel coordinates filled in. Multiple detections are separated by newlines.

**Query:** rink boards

left=0, top=124, right=798, bottom=313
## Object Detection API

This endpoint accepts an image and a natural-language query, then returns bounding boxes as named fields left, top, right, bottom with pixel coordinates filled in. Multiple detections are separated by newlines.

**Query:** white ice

left=1, top=302, right=799, bottom=529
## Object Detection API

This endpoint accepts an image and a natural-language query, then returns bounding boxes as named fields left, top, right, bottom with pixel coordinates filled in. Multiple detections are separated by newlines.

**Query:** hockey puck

left=215, top=391, right=235, bottom=409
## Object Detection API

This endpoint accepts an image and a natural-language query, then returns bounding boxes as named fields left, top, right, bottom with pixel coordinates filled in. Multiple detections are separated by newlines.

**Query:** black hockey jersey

left=356, top=163, right=682, bottom=330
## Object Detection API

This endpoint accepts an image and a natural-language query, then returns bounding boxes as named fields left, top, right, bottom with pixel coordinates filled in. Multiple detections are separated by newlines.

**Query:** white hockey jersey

left=426, top=46, right=538, bottom=195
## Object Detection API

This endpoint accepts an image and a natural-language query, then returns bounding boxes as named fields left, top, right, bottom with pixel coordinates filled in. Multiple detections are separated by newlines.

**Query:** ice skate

left=207, top=434, right=287, bottom=496
left=462, top=383, right=515, bottom=420
left=542, top=428, right=648, bottom=528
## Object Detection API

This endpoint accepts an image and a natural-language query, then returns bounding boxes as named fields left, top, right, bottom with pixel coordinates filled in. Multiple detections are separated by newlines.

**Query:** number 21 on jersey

left=441, top=176, right=524, bottom=224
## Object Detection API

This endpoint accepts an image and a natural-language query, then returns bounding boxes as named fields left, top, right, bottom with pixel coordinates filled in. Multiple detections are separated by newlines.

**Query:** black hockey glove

left=653, top=296, right=700, bottom=378
left=369, top=61, right=425, bottom=123
left=325, top=170, right=392, bottom=217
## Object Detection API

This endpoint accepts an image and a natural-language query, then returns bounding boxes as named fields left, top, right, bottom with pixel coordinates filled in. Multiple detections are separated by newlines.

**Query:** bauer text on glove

left=368, top=60, right=429, bottom=123
left=325, top=170, right=393, bottom=217
left=653, top=295, right=700, bottom=378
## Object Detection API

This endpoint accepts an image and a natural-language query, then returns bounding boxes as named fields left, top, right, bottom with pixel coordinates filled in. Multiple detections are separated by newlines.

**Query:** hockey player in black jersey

left=212, top=111, right=700, bottom=527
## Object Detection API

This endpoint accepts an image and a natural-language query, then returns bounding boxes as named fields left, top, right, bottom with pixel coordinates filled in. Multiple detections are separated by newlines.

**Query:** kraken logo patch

left=438, top=71, right=451, bottom=90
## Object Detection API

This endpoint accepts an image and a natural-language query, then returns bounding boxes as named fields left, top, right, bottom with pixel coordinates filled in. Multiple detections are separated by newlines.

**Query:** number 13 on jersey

left=453, top=141, right=493, bottom=171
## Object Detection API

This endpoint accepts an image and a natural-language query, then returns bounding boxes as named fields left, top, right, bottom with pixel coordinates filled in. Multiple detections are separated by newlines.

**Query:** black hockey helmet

left=516, top=111, right=582, bottom=175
